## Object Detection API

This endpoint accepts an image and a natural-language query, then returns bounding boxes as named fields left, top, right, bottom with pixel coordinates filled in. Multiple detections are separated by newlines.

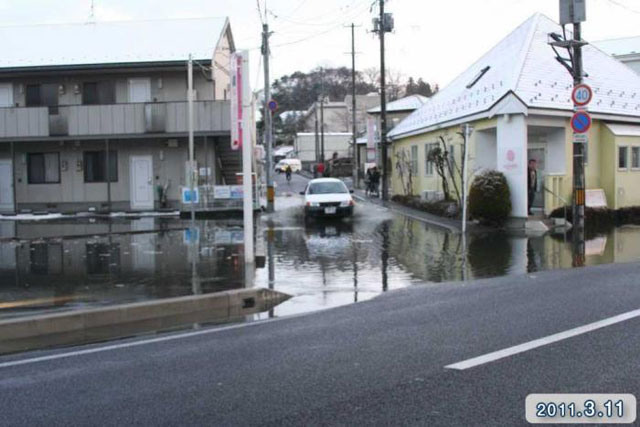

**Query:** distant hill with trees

left=261, top=66, right=438, bottom=145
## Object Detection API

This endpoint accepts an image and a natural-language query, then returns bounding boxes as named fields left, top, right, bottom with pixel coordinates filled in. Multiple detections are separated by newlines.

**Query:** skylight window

left=466, top=66, right=491, bottom=89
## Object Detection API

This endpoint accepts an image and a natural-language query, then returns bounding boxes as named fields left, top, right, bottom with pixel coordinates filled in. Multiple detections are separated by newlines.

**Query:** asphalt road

left=274, top=171, right=308, bottom=196
left=2, top=260, right=640, bottom=426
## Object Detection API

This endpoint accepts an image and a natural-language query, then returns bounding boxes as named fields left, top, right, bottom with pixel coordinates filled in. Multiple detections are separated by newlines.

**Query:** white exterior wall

left=496, top=114, right=528, bottom=218
left=295, top=133, right=352, bottom=163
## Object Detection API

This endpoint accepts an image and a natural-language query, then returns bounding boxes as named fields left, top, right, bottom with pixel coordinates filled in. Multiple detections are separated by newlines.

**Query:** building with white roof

left=0, top=17, right=240, bottom=214
left=357, top=94, right=430, bottom=174
left=388, top=13, right=640, bottom=226
left=593, top=36, right=640, bottom=75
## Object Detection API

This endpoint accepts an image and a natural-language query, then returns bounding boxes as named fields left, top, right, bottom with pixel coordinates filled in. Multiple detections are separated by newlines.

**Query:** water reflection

left=2, top=214, right=640, bottom=324
left=256, top=215, right=640, bottom=319
left=0, top=218, right=251, bottom=320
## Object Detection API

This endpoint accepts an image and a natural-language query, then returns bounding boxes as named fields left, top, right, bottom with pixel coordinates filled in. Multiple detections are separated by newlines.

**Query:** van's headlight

left=306, top=201, right=320, bottom=207
left=340, top=200, right=353, bottom=207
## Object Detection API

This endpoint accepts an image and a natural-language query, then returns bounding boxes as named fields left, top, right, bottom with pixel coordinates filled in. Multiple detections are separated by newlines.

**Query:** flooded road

left=254, top=183, right=640, bottom=318
left=1, top=173, right=640, bottom=349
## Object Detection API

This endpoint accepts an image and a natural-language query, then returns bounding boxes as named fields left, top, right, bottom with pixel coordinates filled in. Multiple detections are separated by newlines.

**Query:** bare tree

left=361, top=67, right=405, bottom=101
left=394, top=148, right=414, bottom=196
left=386, top=69, right=405, bottom=101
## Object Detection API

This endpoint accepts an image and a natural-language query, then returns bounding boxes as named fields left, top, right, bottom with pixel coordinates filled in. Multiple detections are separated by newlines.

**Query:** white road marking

left=0, top=310, right=325, bottom=370
left=446, top=307, right=640, bottom=370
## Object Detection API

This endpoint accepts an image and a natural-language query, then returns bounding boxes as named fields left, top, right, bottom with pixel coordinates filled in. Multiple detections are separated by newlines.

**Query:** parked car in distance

left=300, top=178, right=355, bottom=218
left=275, top=158, right=302, bottom=173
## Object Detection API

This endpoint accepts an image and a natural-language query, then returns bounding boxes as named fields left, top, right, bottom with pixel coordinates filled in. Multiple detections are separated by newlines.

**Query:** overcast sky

left=1, top=0, right=640, bottom=90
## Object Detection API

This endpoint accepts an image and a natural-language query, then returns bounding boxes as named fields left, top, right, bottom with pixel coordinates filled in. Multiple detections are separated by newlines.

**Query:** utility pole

left=262, top=22, right=274, bottom=213
left=461, top=124, right=473, bottom=233
left=550, top=0, right=587, bottom=266
left=320, top=67, right=325, bottom=163
left=374, top=0, right=393, bottom=200
left=350, top=23, right=359, bottom=188
left=572, top=20, right=586, bottom=267
left=314, top=103, right=319, bottom=166
left=188, top=54, right=195, bottom=222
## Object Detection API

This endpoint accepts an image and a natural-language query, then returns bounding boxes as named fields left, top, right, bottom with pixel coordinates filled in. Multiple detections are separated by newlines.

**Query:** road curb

left=0, top=288, right=291, bottom=353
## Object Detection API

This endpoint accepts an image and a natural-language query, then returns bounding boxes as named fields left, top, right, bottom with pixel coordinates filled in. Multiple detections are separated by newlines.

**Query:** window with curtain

left=84, top=151, right=118, bottom=182
left=27, top=153, right=60, bottom=184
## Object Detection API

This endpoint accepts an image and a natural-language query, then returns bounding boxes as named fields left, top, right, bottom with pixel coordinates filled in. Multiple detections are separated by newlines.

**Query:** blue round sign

left=267, top=99, right=278, bottom=112
left=571, top=111, right=591, bottom=134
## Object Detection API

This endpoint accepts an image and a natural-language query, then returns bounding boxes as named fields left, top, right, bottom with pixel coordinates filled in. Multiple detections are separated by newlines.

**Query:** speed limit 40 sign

left=572, top=84, right=593, bottom=107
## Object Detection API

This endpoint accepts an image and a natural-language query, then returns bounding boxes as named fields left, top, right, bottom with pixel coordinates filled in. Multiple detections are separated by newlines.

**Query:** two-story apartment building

left=0, top=17, right=236, bottom=214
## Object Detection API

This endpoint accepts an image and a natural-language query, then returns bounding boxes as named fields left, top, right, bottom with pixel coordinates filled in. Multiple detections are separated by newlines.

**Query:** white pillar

left=496, top=114, right=528, bottom=220
left=240, top=51, right=254, bottom=265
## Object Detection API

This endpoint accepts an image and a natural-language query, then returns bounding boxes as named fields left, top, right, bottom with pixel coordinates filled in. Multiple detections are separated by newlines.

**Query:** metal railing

left=543, top=179, right=570, bottom=236
left=0, top=101, right=230, bottom=138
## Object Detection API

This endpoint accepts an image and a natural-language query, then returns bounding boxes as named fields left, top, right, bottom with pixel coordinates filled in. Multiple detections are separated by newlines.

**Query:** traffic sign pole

left=571, top=26, right=587, bottom=268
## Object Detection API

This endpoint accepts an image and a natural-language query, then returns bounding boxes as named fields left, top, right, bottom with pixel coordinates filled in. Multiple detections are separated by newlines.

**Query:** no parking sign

left=571, top=111, right=591, bottom=134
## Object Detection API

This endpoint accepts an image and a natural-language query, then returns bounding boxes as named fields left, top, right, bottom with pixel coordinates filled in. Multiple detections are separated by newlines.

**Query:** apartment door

left=0, top=83, right=12, bottom=107
left=130, top=155, right=154, bottom=210
left=128, top=78, right=151, bottom=103
left=0, top=159, right=14, bottom=213
left=527, top=145, right=546, bottom=209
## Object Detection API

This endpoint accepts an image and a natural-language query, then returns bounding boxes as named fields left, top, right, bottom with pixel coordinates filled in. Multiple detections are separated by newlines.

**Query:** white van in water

left=275, top=158, right=302, bottom=173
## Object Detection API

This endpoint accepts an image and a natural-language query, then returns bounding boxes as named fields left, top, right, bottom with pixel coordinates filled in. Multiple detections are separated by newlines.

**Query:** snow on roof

left=389, top=14, right=640, bottom=139
left=0, top=17, right=229, bottom=69
left=278, top=111, right=305, bottom=121
left=368, top=94, right=429, bottom=113
left=605, top=123, right=640, bottom=137
left=274, top=145, right=295, bottom=156
left=592, top=36, right=640, bottom=57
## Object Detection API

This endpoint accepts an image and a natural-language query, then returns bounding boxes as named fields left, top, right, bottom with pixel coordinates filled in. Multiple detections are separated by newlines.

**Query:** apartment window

left=410, top=145, right=418, bottom=175
left=25, top=84, right=41, bottom=106
left=25, top=83, right=58, bottom=107
left=29, top=243, right=63, bottom=275
left=86, top=243, right=120, bottom=275
left=27, top=153, right=60, bottom=184
left=618, top=146, right=629, bottom=169
left=82, top=81, right=115, bottom=105
left=632, top=147, right=640, bottom=169
left=84, top=151, right=118, bottom=182
left=424, top=143, right=438, bottom=176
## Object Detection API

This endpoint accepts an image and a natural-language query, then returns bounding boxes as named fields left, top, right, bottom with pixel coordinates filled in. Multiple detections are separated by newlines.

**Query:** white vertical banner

left=366, top=116, right=377, bottom=163
left=230, top=52, right=243, bottom=151
left=237, top=50, right=254, bottom=268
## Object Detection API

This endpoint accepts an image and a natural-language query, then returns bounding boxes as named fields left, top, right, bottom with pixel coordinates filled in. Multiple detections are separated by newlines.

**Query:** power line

left=606, top=0, right=640, bottom=14
left=270, top=1, right=370, bottom=47
left=256, top=0, right=265, bottom=25
left=269, top=0, right=369, bottom=30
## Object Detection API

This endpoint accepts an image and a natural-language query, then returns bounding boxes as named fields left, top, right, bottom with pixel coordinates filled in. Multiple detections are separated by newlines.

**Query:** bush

left=549, top=205, right=640, bottom=237
left=468, top=170, right=511, bottom=226
left=391, top=195, right=460, bottom=218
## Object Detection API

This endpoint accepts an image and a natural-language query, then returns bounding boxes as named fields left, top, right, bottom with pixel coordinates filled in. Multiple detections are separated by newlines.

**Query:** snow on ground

left=0, top=211, right=179, bottom=221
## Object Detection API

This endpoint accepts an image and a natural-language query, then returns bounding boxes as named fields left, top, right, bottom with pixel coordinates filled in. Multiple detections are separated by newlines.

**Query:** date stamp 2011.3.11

left=526, top=394, right=636, bottom=424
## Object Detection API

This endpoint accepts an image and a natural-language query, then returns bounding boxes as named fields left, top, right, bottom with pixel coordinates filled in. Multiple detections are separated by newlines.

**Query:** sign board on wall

left=366, top=117, right=377, bottom=163
left=230, top=52, right=245, bottom=151
left=500, top=146, right=522, bottom=175
left=212, top=186, right=244, bottom=199
left=181, top=187, right=199, bottom=204
left=213, top=186, right=231, bottom=199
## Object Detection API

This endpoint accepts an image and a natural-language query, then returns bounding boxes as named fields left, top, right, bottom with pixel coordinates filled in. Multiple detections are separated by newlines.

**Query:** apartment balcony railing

left=0, top=101, right=230, bottom=139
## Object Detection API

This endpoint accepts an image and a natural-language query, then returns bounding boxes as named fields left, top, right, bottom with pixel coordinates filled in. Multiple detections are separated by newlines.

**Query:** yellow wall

left=599, top=125, right=617, bottom=208
left=390, top=118, right=496, bottom=198
left=611, top=135, right=640, bottom=208
left=391, top=116, right=640, bottom=211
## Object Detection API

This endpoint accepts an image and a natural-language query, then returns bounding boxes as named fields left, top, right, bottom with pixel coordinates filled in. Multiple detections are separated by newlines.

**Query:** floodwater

left=1, top=194, right=640, bottom=348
